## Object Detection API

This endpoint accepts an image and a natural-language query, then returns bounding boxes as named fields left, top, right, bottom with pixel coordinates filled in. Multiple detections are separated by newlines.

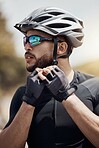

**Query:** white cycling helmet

left=14, top=6, right=84, bottom=48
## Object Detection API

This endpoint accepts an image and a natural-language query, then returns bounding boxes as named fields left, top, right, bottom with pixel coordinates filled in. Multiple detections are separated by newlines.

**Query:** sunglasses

left=23, top=35, right=53, bottom=47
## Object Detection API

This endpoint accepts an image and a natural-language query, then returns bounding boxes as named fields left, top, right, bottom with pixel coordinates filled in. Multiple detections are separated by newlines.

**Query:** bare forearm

left=0, top=102, right=35, bottom=148
left=62, top=94, right=99, bottom=147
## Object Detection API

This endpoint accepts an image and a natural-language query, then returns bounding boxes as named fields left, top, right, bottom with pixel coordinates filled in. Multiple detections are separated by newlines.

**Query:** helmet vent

left=76, top=36, right=83, bottom=41
left=27, top=16, right=32, bottom=21
left=73, top=29, right=82, bottom=33
left=62, top=17, right=76, bottom=23
left=34, top=16, right=52, bottom=22
left=48, top=12, right=64, bottom=16
left=46, top=23, right=71, bottom=28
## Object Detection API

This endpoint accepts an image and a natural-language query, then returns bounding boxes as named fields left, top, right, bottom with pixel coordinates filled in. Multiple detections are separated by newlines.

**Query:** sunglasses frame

left=23, top=35, right=54, bottom=47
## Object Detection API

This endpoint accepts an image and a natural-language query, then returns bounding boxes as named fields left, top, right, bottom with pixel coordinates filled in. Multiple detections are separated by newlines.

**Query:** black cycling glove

left=22, top=70, right=44, bottom=107
left=45, top=66, right=77, bottom=102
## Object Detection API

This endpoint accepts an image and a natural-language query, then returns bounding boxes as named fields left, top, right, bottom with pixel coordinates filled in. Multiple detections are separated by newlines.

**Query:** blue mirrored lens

left=29, top=36, right=41, bottom=46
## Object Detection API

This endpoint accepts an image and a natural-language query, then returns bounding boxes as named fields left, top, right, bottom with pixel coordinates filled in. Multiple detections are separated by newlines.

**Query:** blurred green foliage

left=0, top=11, right=26, bottom=93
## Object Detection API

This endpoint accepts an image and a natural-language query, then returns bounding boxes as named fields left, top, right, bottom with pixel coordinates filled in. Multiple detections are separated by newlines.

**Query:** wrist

left=22, top=96, right=36, bottom=107
left=55, top=86, right=77, bottom=102
left=23, top=101, right=35, bottom=108
left=62, top=93, right=75, bottom=104
left=21, top=101, right=35, bottom=114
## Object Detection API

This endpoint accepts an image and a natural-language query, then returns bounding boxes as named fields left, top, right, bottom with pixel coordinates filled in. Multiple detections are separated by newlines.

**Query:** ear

left=57, top=42, right=68, bottom=55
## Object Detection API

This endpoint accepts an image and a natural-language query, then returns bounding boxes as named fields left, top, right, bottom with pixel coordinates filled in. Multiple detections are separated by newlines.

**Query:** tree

left=0, top=10, right=26, bottom=93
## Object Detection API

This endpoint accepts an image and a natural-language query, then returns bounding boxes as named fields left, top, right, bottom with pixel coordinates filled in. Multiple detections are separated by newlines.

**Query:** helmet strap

left=52, top=37, right=58, bottom=65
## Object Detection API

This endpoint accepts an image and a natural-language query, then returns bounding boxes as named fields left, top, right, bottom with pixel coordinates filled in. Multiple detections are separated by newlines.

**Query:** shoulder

left=76, top=71, right=94, bottom=81
left=9, top=85, right=26, bottom=113
left=73, top=71, right=94, bottom=84
left=80, top=77, right=99, bottom=97
left=11, top=85, right=26, bottom=105
left=4, top=85, right=26, bottom=128
left=77, top=77, right=99, bottom=114
left=15, top=85, right=26, bottom=93
left=81, top=77, right=99, bottom=86
left=75, top=77, right=99, bottom=105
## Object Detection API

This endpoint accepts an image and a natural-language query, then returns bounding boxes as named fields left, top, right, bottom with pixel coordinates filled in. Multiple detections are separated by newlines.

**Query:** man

left=0, top=6, right=98, bottom=148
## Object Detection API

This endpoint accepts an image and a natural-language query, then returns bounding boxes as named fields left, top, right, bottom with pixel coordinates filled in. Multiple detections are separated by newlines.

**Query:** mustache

left=24, top=51, right=36, bottom=59
left=25, top=51, right=34, bottom=56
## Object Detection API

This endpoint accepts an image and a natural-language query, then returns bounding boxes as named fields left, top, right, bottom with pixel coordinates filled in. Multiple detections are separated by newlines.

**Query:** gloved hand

left=44, top=66, right=77, bottom=102
left=22, top=70, right=45, bottom=107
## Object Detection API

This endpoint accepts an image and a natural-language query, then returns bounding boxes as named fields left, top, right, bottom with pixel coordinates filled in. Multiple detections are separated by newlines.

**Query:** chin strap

left=52, top=37, right=58, bottom=65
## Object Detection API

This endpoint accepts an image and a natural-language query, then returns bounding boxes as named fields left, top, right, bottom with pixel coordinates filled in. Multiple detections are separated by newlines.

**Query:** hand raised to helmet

left=38, top=66, right=77, bottom=102
left=22, top=70, right=45, bottom=107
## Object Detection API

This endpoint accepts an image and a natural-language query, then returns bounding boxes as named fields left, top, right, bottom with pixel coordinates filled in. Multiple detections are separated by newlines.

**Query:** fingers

left=35, top=67, right=42, bottom=73
left=43, top=65, right=57, bottom=75
left=30, top=70, right=38, bottom=77
left=36, top=66, right=54, bottom=82
left=43, top=66, right=57, bottom=81
left=43, top=68, right=51, bottom=76
left=38, top=70, right=47, bottom=80
left=37, top=70, right=50, bottom=85
left=31, top=65, right=59, bottom=82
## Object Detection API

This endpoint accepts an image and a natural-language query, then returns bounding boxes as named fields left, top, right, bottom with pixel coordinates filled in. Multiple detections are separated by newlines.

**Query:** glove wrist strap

left=22, top=96, right=36, bottom=107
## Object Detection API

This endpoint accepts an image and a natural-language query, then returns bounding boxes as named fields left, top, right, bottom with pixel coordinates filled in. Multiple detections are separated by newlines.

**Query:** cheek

left=44, top=43, right=54, bottom=55
left=37, top=43, right=54, bottom=57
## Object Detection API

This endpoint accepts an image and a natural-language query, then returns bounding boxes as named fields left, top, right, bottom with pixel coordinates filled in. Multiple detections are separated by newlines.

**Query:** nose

left=24, top=42, right=33, bottom=51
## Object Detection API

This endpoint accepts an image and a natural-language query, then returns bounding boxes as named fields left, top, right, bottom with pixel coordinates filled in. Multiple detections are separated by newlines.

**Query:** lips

left=25, top=52, right=35, bottom=63
left=25, top=53, right=33, bottom=59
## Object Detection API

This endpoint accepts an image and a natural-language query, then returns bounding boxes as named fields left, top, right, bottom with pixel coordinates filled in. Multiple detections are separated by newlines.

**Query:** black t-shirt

left=4, top=71, right=99, bottom=148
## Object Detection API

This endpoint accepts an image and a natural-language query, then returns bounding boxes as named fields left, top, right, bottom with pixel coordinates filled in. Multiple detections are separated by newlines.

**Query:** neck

left=57, top=58, right=74, bottom=83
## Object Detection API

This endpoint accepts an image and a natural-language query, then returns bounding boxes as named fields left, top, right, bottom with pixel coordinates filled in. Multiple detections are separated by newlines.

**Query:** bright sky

left=0, top=0, right=99, bottom=66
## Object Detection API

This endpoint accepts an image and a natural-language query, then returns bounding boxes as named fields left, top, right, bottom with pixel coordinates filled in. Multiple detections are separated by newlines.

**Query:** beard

left=26, top=54, right=53, bottom=72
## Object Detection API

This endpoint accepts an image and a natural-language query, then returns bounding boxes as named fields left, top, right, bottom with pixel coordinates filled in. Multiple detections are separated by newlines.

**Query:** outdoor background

left=0, top=0, right=99, bottom=132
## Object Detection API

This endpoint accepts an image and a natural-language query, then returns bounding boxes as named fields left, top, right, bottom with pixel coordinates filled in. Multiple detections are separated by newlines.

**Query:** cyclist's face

left=24, top=30, right=54, bottom=72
